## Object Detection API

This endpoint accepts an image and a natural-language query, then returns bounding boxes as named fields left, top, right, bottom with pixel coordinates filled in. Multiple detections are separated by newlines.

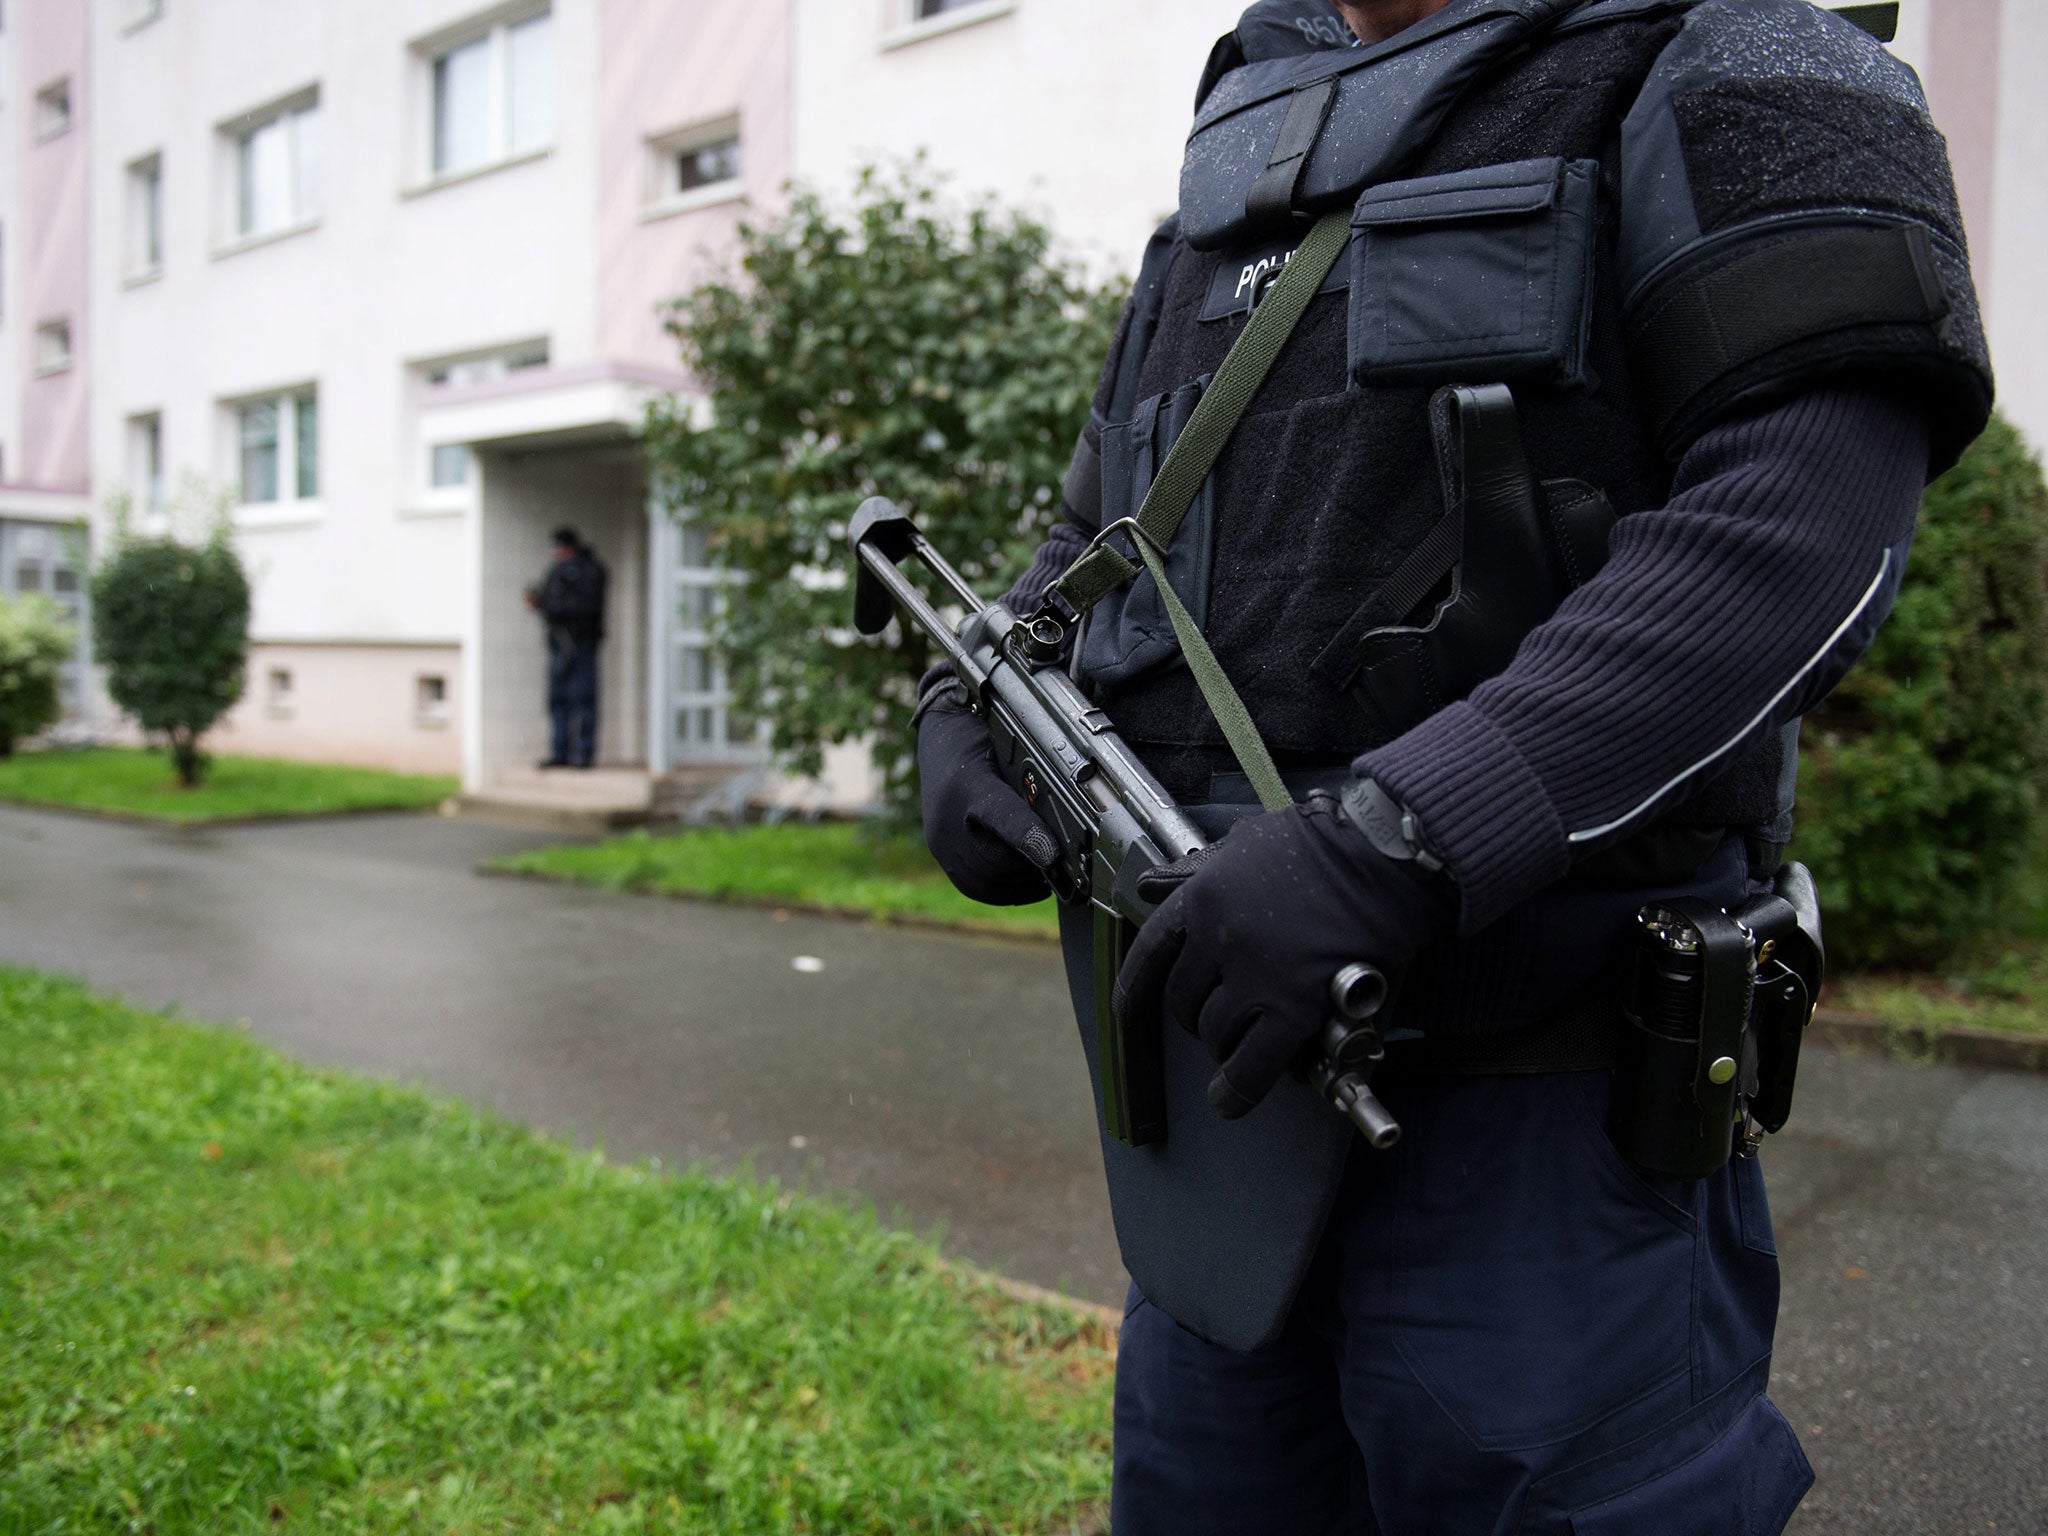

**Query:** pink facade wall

left=15, top=0, right=90, bottom=491
left=1924, top=0, right=2003, bottom=297
left=596, top=0, right=793, bottom=370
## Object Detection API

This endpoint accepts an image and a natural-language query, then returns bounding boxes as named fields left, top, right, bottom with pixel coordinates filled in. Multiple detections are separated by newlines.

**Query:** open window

left=643, top=117, right=743, bottom=218
left=34, top=319, right=73, bottom=376
left=33, top=78, right=72, bottom=141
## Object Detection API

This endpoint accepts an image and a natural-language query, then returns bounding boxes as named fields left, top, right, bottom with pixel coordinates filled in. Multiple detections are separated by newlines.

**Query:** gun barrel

left=1335, top=1076, right=1403, bottom=1150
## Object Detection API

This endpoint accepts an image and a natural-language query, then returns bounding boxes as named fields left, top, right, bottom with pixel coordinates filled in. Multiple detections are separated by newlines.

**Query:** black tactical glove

left=1114, top=790, right=1456, bottom=1119
left=915, top=684, right=1060, bottom=906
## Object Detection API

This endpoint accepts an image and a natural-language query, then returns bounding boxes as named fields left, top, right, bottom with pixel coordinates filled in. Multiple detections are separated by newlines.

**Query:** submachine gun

left=850, top=497, right=1401, bottom=1152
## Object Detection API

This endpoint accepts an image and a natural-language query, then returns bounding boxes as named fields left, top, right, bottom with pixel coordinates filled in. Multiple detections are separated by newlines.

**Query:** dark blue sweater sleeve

left=1000, top=519, right=1091, bottom=616
left=1358, top=386, right=1930, bottom=933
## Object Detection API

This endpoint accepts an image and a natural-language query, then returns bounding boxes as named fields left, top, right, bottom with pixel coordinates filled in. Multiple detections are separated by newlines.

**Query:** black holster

left=1612, top=863, right=1825, bottom=1179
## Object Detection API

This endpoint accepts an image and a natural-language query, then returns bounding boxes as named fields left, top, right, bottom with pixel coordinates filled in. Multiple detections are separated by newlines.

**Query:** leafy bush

left=1793, top=415, right=2048, bottom=969
left=647, top=162, right=1121, bottom=814
left=90, top=530, right=250, bottom=787
left=0, top=593, right=74, bottom=757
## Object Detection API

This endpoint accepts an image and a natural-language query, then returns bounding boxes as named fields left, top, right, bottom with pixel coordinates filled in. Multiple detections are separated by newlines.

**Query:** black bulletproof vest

left=1076, top=6, right=1789, bottom=846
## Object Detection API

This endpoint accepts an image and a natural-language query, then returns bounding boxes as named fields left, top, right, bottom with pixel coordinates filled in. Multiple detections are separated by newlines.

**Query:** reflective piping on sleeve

left=1565, top=549, right=1893, bottom=846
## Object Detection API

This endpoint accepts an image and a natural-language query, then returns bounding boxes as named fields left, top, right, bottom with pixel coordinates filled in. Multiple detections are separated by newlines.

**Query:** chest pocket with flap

left=1348, top=156, right=1601, bottom=390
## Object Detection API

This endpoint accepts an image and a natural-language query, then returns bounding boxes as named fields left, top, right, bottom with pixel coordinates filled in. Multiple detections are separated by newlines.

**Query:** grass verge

left=491, top=822, right=1061, bottom=940
left=0, top=747, right=457, bottom=823
left=0, top=968, right=1111, bottom=1533
left=1827, top=950, right=2048, bottom=1040
left=497, top=826, right=2048, bottom=1040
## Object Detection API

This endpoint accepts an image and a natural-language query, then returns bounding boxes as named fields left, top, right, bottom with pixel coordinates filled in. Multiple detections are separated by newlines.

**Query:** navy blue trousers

left=1110, top=1066, right=1812, bottom=1534
left=547, top=642, right=599, bottom=768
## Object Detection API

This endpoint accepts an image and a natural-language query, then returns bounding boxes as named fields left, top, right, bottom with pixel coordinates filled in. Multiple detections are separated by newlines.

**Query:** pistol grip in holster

left=1738, top=863, right=1825, bottom=1135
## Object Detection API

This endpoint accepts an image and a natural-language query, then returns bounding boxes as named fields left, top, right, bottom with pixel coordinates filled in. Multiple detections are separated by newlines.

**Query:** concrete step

left=446, top=764, right=657, bottom=833
left=446, top=794, right=654, bottom=833
left=652, top=763, right=755, bottom=819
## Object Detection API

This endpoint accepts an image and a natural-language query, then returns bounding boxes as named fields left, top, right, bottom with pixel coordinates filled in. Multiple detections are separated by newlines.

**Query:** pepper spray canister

left=1613, top=899, right=1755, bottom=1179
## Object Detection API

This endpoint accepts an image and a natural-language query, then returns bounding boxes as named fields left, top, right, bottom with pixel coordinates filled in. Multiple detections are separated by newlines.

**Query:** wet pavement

left=1, top=805, right=2041, bottom=1532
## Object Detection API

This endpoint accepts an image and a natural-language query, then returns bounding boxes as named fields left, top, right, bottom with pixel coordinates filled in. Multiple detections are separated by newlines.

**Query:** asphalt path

left=1, top=805, right=2040, bottom=1533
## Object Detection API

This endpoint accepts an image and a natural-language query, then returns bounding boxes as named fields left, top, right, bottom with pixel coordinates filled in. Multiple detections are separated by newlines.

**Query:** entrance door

left=0, top=520, right=91, bottom=722
left=652, top=511, right=758, bottom=768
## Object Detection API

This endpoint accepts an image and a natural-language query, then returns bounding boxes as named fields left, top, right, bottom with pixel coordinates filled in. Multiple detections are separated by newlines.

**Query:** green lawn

left=1827, top=949, right=2048, bottom=1039
left=0, top=968, right=1112, bottom=1534
left=499, top=824, right=2048, bottom=1038
left=492, top=822, right=1061, bottom=940
left=0, top=747, right=456, bottom=823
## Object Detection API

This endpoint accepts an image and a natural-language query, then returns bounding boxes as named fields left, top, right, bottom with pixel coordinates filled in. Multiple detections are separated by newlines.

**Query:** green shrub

left=647, top=162, right=1121, bottom=815
left=1792, top=415, right=2048, bottom=969
left=0, top=593, right=74, bottom=757
left=90, top=531, right=250, bottom=787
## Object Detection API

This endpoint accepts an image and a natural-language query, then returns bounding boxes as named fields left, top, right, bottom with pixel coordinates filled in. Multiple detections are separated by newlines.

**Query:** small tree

left=91, top=521, right=251, bottom=787
left=647, top=163, right=1122, bottom=812
left=0, top=593, right=74, bottom=757
left=1792, top=415, right=2048, bottom=969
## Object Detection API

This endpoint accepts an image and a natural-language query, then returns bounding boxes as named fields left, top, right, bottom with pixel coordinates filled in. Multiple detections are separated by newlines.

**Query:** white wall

left=87, top=1, right=610, bottom=653
left=214, top=642, right=464, bottom=774
left=793, top=0, right=1248, bottom=281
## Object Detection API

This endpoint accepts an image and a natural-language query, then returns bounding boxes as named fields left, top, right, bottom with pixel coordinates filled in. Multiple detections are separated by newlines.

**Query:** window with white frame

left=235, top=387, right=318, bottom=505
left=229, top=94, right=320, bottom=241
left=887, top=0, right=1016, bottom=48
left=427, top=7, right=554, bottom=180
left=645, top=118, right=741, bottom=211
left=127, top=153, right=164, bottom=277
left=428, top=443, right=473, bottom=488
left=420, top=340, right=548, bottom=390
left=33, top=79, right=72, bottom=141
left=415, top=673, right=449, bottom=726
left=34, top=319, right=72, bottom=375
left=128, top=413, right=164, bottom=520
left=266, top=666, right=295, bottom=716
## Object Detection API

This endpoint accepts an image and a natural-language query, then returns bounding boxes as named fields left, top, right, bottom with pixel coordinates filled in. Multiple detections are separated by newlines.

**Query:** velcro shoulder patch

left=1618, top=0, right=1993, bottom=471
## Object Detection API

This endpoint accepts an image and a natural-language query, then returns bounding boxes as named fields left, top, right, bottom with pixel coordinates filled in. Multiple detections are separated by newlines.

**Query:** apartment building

left=2, top=0, right=2043, bottom=795
left=3, top=0, right=790, bottom=788
left=0, top=0, right=93, bottom=721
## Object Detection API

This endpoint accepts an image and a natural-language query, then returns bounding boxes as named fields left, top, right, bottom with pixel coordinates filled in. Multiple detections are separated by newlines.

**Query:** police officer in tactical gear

left=527, top=526, right=609, bottom=769
left=915, top=0, right=1990, bottom=1529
